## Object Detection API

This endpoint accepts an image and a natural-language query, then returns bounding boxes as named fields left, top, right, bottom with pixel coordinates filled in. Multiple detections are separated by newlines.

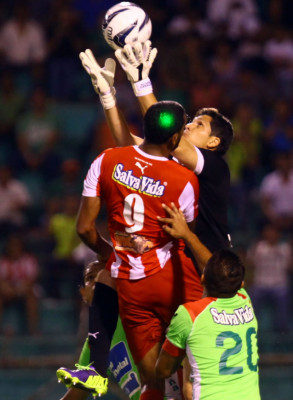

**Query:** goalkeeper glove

left=115, top=40, right=157, bottom=96
left=79, top=49, right=116, bottom=110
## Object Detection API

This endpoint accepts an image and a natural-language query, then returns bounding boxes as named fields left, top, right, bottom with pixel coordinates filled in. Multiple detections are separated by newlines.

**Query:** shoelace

left=74, top=363, right=95, bottom=371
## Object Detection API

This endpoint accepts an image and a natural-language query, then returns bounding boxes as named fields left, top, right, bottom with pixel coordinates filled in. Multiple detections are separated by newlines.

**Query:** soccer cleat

left=56, top=364, right=108, bottom=396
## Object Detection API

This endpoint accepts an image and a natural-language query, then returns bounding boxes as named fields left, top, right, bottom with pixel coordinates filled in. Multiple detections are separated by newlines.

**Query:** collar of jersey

left=134, top=145, right=169, bottom=161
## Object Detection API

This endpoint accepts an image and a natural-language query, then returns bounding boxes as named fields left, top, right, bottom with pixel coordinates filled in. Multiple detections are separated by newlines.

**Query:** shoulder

left=195, top=148, right=229, bottom=177
left=260, top=171, right=278, bottom=188
left=183, top=297, right=216, bottom=322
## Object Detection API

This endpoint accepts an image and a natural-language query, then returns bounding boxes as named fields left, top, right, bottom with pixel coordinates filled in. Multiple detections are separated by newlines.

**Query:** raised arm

left=115, top=43, right=200, bottom=170
left=115, top=41, right=158, bottom=116
left=79, top=49, right=140, bottom=146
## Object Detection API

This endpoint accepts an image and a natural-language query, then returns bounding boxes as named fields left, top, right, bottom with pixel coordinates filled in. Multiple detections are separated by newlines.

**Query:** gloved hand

left=115, top=40, right=157, bottom=96
left=79, top=49, right=116, bottom=109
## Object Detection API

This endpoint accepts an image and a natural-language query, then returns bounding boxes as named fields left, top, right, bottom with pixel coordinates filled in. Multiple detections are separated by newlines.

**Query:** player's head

left=143, top=101, right=186, bottom=150
left=202, top=249, right=245, bottom=297
left=184, top=108, right=234, bottom=155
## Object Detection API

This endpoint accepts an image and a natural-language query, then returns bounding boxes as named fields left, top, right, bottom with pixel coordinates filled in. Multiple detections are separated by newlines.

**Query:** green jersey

left=165, top=288, right=261, bottom=400
left=78, top=316, right=183, bottom=400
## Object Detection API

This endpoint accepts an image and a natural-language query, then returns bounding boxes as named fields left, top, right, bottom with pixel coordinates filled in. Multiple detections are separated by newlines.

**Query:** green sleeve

left=166, top=305, right=193, bottom=350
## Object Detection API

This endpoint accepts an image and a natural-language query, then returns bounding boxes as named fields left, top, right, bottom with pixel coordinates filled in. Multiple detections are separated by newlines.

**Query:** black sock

left=88, top=282, right=118, bottom=377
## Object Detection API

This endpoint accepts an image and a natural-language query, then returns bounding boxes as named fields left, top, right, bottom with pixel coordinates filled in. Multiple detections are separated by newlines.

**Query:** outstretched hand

left=157, top=203, right=190, bottom=240
left=79, top=49, right=116, bottom=95
left=115, top=40, right=157, bottom=83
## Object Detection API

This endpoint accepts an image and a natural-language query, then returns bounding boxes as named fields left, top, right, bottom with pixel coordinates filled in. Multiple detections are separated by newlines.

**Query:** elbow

left=155, top=364, right=171, bottom=381
left=76, top=221, right=92, bottom=240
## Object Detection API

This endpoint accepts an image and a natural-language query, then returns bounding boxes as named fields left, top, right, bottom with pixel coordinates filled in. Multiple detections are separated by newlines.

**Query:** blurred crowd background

left=0, top=0, right=293, bottom=343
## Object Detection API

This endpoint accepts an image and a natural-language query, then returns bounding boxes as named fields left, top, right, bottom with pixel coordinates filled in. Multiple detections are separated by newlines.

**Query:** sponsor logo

left=121, top=372, right=141, bottom=397
left=210, top=305, right=254, bottom=326
left=108, top=341, right=132, bottom=381
left=113, top=163, right=166, bottom=197
left=135, top=161, right=148, bottom=174
left=88, top=331, right=100, bottom=340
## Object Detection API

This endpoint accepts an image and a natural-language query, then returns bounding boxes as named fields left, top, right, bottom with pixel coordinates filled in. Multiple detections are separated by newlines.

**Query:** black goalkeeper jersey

left=193, top=148, right=231, bottom=253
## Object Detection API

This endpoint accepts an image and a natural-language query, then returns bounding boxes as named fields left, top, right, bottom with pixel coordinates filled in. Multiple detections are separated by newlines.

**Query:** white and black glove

left=115, top=40, right=157, bottom=96
left=79, top=49, right=116, bottom=110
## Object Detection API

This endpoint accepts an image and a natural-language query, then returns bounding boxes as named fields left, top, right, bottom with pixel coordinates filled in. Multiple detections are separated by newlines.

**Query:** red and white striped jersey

left=0, top=254, right=39, bottom=283
left=83, top=145, right=199, bottom=280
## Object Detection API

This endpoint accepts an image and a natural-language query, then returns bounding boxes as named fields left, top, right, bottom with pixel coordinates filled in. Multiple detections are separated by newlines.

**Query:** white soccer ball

left=102, top=2, right=152, bottom=50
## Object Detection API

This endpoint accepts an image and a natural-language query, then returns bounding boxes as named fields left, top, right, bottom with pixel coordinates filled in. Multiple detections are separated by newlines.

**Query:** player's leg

left=57, top=339, right=90, bottom=400
left=57, top=266, right=118, bottom=397
left=137, top=343, right=165, bottom=400
left=88, top=279, right=118, bottom=373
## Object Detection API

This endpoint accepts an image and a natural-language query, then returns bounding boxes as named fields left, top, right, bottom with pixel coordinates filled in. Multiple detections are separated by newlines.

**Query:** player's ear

left=207, top=135, right=220, bottom=150
left=169, top=132, right=181, bottom=151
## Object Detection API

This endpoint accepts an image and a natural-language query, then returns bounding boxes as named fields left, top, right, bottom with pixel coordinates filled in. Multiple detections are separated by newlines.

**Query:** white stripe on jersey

left=156, top=241, right=173, bottom=269
left=193, top=147, right=204, bottom=175
left=127, top=254, right=146, bottom=280
left=179, top=181, right=197, bottom=222
left=82, top=153, right=105, bottom=197
left=186, top=344, right=202, bottom=400
left=111, top=251, right=122, bottom=278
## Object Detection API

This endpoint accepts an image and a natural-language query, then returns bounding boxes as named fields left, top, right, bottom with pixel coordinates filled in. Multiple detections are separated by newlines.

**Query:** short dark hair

left=143, top=101, right=186, bottom=144
left=195, top=108, right=234, bottom=155
left=204, top=249, right=245, bottom=296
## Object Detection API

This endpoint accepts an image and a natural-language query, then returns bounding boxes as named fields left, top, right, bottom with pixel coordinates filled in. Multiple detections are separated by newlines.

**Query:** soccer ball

left=102, top=2, right=152, bottom=50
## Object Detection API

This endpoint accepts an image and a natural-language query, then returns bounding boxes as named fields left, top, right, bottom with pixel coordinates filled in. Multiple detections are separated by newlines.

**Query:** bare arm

left=136, top=92, right=157, bottom=115
left=103, top=92, right=158, bottom=146
left=104, top=106, right=142, bottom=146
left=172, top=137, right=199, bottom=171
left=157, top=203, right=212, bottom=272
left=76, top=196, right=113, bottom=260
left=155, top=349, right=185, bottom=380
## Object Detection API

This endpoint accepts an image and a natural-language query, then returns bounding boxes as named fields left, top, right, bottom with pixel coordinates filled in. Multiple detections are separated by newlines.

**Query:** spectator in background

left=262, top=98, right=293, bottom=168
left=0, top=1, right=46, bottom=68
left=46, top=1, right=87, bottom=100
left=44, top=194, right=82, bottom=299
left=15, top=87, right=61, bottom=179
left=227, top=102, right=263, bottom=230
left=0, top=1, right=47, bottom=94
left=189, top=67, right=223, bottom=111
left=246, top=223, right=292, bottom=332
left=0, top=163, right=31, bottom=241
left=46, top=158, right=83, bottom=201
left=259, top=150, right=293, bottom=232
left=0, top=234, right=40, bottom=335
left=0, top=70, right=25, bottom=161
left=166, top=2, right=213, bottom=39
left=209, top=38, right=238, bottom=84
left=205, top=0, right=261, bottom=39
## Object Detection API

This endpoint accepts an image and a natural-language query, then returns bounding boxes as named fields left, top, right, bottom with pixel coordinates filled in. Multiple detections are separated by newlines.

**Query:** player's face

left=183, top=114, right=214, bottom=148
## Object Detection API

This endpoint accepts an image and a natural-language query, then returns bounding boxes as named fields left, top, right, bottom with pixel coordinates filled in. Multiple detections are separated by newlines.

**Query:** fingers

left=104, top=58, right=116, bottom=75
left=162, top=202, right=181, bottom=217
left=79, top=49, right=100, bottom=75
left=123, top=44, right=137, bottom=64
left=115, top=48, right=126, bottom=67
left=157, top=216, right=173, bottom=224
left=149, top=47, right=158, bottom=64
left=85, top=49, right=98, bottom=66
left=161, top=225, right=172, bottom=235
left=132, top=41, right=143, bottom=63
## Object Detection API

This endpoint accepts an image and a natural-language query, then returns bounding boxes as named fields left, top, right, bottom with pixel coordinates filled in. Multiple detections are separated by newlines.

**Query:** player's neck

left=139, top=143, right=170, bottom=158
